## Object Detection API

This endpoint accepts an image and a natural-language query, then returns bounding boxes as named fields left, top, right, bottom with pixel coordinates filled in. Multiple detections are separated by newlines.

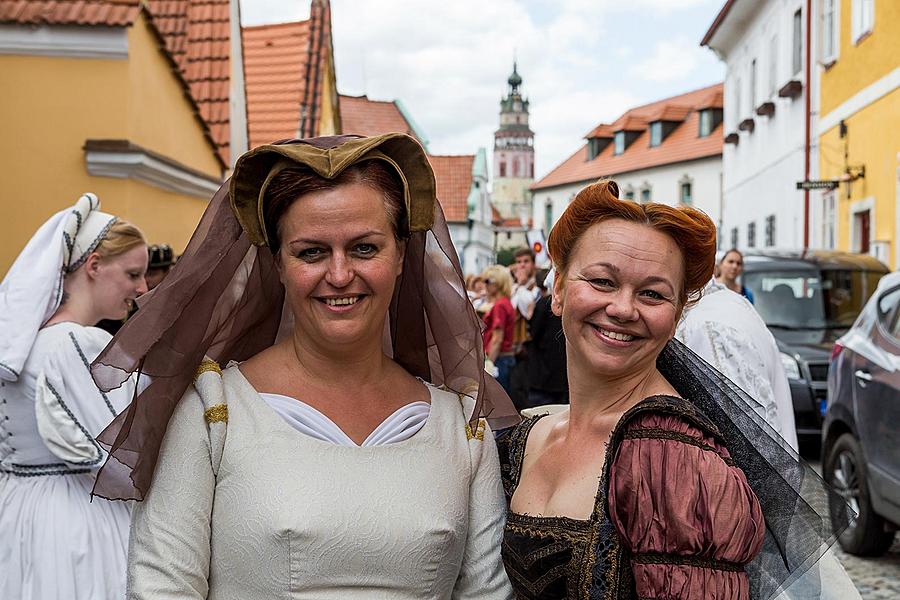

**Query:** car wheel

left=824, top=433, right=895, bottom=556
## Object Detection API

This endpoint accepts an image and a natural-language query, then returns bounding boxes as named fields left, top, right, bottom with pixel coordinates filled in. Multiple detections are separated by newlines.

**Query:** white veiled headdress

left=0, top=193, right=116, bottom=381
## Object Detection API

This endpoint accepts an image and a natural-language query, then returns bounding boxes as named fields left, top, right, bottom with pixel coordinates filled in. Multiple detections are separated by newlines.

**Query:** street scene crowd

left=2, top=0, right=899, bottom=598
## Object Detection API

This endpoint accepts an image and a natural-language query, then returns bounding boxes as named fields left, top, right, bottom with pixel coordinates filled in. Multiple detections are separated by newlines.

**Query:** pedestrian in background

left=526, top=268, right=568, bottom=408
left=466, top=273, right=489, bottom=315
left=482, top=264, right=517, bottom=393
left=145, top=243, right=175, bottom=291
left=0, top=193, right=147, bottom=600
left=716, top=248, right=755, bottom=304
left=677, top=278, right=861, bottom=600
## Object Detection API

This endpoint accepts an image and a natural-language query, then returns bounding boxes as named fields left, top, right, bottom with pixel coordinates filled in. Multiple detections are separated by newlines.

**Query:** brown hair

left=95, top=220, right=146, bottom=260
left=263, top=159, right=407, bottom=253
left=513, top=246, right=535, bottom=261
left=547, top=179, right=716, bottom=306
left=720, top=248, right=743, bottom=264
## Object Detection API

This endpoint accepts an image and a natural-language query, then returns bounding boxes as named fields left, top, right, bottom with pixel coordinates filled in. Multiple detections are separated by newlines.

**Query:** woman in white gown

left=89, top=134, right=520, bottom=599
left=0, top=193, right=148, bottom=599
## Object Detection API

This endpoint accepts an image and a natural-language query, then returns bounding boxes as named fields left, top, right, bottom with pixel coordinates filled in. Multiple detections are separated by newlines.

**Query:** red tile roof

left=339, top=95, right=419, bottom=140
left=645, top=104, right=691, bottom=122
left=429, top=154, right=474, bottom=223
left=242, top=20, right=310, bottom=148
left=611, top=114, right=647, bottom=132
left=0, top=0, right=140, bottom=26
left=146, top=0, right=232, bottom=164
left=533, top=83, right=724, bottom=191
left=585, top=123, right=615, bottom=138
left=242, top=0, right=334, bottom=149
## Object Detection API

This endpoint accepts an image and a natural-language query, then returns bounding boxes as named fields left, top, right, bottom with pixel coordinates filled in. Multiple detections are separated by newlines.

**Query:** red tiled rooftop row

left=536, top=83, right=724, bottom=190
left=0, top=0, right=140, bottom=26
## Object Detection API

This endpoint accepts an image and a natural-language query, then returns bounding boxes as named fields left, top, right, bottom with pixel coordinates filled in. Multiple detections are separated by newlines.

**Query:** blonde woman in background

left=481, top=264, right=516, bottom=393
left=0, top=194, right=148, bottom=600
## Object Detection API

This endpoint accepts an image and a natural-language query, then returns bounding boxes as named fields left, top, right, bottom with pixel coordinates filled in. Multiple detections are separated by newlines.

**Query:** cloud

left=634, top=37, right=704, bottom=82
left=239, top=0, right=724, bottom=178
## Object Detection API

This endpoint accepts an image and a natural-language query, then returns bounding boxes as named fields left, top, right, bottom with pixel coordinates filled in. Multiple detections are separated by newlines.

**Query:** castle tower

left=492, top=62, right=534, bottom=225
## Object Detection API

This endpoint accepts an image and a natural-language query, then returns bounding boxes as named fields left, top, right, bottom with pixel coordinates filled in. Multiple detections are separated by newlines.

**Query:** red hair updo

left=547, top=179, right=716, bottom=306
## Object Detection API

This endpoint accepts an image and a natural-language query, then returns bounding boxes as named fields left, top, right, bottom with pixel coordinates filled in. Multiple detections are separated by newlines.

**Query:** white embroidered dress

left=0, top=322, right=137, bottom=600
left=127, top=364, right=512, bottom=599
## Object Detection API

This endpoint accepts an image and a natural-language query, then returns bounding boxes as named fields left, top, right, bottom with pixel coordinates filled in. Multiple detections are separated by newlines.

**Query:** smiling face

left=275, top=182, right=405, bottom=352
left=91, top=244, right=149, bottom=320
left=552, top=219, right=684, bottom=379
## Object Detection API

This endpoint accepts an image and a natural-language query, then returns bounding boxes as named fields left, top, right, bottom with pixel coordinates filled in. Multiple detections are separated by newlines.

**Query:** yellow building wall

left=820, top=92, right=899, bottom=266
left=0, top=11, right=222, bottom=275
left=820, top=0, right=900, bottom=115
left=819, top=1, right=899, bottom=268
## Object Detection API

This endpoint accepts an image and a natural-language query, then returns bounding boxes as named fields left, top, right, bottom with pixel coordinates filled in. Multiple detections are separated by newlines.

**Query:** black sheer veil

left=658, top=339, right=850, bottom=600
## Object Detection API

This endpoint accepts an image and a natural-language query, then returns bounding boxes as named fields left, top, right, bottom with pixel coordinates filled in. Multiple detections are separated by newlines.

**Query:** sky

left=240, top=0, right=727, bottom=180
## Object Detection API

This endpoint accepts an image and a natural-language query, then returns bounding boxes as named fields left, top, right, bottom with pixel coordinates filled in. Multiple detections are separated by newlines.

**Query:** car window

left=878, top=286, right=900, bottom=340
left=743, top=269, right=883, bottom=330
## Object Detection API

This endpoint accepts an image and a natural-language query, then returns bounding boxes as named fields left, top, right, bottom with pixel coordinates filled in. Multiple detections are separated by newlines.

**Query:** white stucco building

left=433, top=149, right=497, bottom=276
left=531, top=84, right=724, bottom=241
left=701, top=0, right=819, bottom=250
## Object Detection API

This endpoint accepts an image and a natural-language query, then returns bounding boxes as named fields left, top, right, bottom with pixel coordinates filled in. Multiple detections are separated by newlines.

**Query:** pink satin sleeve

left=608, top=412, right=765, bottom=599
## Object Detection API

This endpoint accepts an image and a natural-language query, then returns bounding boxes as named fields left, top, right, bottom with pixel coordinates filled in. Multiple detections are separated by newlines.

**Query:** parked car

left=823, top=271, right=900, bottom=556
left=741, top=251, right=888, bottom=450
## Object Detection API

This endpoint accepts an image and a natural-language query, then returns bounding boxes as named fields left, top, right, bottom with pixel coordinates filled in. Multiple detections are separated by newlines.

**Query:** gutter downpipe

left=804, top=0, right=812, bottom=249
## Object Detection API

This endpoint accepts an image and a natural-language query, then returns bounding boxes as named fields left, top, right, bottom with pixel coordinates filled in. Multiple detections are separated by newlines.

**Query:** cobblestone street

left=835, top=538, right=900, bottom=598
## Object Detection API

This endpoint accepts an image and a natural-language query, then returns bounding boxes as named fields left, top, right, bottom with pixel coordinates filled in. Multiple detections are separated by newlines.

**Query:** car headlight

left=780, top=352, right=801, bottom=380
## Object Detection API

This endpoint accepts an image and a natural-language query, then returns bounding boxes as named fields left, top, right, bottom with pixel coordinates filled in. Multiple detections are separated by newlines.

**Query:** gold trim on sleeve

left=204, top=404, right=228, bottom=424
left=465, top=418, right=486, bottom=441
left=194, top=359, right=222, bottom=381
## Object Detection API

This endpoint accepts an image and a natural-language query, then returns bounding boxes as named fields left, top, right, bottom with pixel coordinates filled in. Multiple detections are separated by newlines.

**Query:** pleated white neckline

left=259, top=392, right=431, bottom=447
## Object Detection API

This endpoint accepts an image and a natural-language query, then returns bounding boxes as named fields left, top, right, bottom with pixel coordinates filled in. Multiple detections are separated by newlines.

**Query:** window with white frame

left=730, top=227, right=739, bottom=247
left=680, top=181, right=693, bottom=205
left=623, top=185, right=635, bottom=201
left=765, top=215, right=776, bottom=246
left=544, top=201, right=553, bottom=232
left=640, top=185, right=651, bottom=204
left=747, top=222, right=757, bottom=248
left=822, top=0, right=839, bottom=63
left=852, top=0, right=874, bottom=43
left=649, top=122, right=663, bottom=147
left=768, top=34, right=778, bottom=95
left=792, top=9, right=803, bottom=75
left=821, top=191, right=836, bottom=248
left=750, top=59, right=757, bottom=107
left=614, top=131, right=625, bottom=155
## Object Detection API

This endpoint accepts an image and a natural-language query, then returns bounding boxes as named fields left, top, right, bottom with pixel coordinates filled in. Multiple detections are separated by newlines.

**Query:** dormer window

left=649, top=122, right=662, bottom=147
left=587, top=137, right=611, bottom=160
left=699, top=108, right=723, bottom=137
left=614, top=131, right=625, bottom=155
left=648, top=120, right=679, bottom=147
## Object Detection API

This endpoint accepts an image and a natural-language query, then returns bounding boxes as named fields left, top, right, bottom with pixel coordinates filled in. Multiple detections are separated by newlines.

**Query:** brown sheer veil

left=91, top=134, right=519, bottom=501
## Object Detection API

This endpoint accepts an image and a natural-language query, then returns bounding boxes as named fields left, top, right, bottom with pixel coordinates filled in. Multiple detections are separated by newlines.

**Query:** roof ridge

left=243, top=20, right=310, bottom=31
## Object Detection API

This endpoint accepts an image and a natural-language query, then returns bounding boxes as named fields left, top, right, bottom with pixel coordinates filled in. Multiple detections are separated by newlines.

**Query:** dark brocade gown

left=498, top=395, right=765, bottom=600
